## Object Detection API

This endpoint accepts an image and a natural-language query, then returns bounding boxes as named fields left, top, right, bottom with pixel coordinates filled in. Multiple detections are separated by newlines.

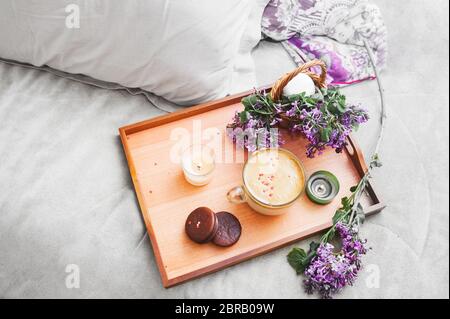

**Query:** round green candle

left=306, top=171, right=340, bottom=205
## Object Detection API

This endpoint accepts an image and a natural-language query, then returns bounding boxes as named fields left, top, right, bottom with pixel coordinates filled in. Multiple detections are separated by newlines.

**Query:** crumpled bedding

left=0, top=0, right=448, bottom=298
left=0, top=58, right=185, bottom=114
left=262, top=0, right=387, bottom=85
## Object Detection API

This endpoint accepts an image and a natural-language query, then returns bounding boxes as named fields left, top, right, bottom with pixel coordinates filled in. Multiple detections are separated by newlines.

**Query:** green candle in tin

left=306, top=171, right=340, bottom=205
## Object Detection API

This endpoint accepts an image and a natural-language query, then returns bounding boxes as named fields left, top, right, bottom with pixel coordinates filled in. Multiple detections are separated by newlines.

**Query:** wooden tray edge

left=119, top=87, right=385, bottom=288
left=344, top=135, right=386, bottom=215
left=165, top=222, right=331, bottom=287
left=120, top=87, right=270, bottom=136
left=119, top=128, right=169, bottom=286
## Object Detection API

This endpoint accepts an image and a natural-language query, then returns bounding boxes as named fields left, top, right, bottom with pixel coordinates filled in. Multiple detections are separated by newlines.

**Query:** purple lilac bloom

left=227, top=111, right=283, bottom=151
left=290, top=103, right=369, bottom=158
left=303, top=222, right=368, bottom=299
left=227, top=89, right=369, bottom=157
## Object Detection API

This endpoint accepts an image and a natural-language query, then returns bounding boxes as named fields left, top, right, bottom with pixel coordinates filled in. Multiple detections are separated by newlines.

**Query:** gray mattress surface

left=0, top=0, right=448, bottom=298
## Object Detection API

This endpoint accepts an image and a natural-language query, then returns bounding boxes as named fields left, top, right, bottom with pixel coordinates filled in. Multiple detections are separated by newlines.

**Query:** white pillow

left=230, top=0, right=272, bottom=94
left=0, top=0, right=265, bottom=105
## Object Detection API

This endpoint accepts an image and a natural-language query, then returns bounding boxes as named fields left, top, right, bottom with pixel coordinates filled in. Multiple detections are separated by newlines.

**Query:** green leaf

left=336, top=103, right=347, bottom=114
left=287, top=93, right=304, bottom=102
left=332, top=209, right=348, bottom=225
left=312, top=92, right=323, bottom=101
left=287, top=242, right=320, bottom=274
left=326, top=102, right=336, bottom=115
left=308, top=241, right=320, bottom=253
left=350, top=185, right=358, bottom=193
left=323, top=90, right=347, bottom=114
left=241, top=95, right=258, bottom=110
left=320, top=127, right=332, bottom=143
left=238, top=111, right=250, bottom=123
left=337, top=95, right=347, bottom=112
left=306, top=241, right=320, bottom=263
left=287, top=248, right=307, bottom=274
left=328, top=102, right=345, bottom=115
left=304, top=97, right=317, bottom=106
left=341, top=196, right=351, bottom=209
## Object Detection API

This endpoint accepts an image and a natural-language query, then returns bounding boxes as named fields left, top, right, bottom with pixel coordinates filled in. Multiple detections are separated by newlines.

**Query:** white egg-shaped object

left=282, top=73, right=316, bottom=97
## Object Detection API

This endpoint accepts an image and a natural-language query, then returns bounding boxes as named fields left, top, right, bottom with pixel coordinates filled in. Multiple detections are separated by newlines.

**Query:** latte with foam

left=243, top=149, right=305, bottom=206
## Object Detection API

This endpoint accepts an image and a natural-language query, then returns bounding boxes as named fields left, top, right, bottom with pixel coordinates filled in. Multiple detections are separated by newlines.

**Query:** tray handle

left=345, top=136, right=386, bottom=215
left=345, top=136, right=368, bottom=177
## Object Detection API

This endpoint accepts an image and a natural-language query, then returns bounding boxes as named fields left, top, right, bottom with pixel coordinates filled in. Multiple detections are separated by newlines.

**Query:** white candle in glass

left=181, top=145, right=215, bottom=186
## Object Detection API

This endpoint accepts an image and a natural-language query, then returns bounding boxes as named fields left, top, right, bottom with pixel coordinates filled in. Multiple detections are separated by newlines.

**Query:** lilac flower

left=227, top=88, right=369, bottom=157
left=227, top=110, right=283, bottom=151
left=293, top=103, right=369, bottom=158
left=303, top=222, right=368, bottom=299
left=285, top=107, right=297, bottom=117
left=273, top=103, right=283, bottom=113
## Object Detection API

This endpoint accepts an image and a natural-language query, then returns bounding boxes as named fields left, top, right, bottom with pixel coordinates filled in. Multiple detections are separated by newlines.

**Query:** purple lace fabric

left=261, top=0, right=387, bottom=85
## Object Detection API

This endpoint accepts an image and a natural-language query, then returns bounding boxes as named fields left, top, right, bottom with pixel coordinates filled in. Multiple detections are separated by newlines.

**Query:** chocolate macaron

left=185, top=207, right=218, bottom=244
left=212, top=211, right=242, bottom=247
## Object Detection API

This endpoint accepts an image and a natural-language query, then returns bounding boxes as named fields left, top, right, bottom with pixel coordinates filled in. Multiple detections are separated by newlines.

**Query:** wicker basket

left=270, top=59, right=328, bottom=102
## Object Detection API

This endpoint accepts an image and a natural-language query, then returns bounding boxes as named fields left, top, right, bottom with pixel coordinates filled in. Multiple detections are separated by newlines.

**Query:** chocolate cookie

left=185, top=207, right=218, bottom=243
left=212, top=211, right=242, bottom=247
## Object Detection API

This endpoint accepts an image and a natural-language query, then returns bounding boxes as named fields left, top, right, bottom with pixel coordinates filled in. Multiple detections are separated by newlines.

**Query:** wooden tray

left=119, top=89, right=385, bottom=288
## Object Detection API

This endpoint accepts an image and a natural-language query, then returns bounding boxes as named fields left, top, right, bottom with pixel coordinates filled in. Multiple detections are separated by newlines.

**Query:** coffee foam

left=243, top=149, right=304, bottom=206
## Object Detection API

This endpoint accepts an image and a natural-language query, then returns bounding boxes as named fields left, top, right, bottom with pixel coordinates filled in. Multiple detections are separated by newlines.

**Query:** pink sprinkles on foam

left=257, top=172, right=275, bottom=198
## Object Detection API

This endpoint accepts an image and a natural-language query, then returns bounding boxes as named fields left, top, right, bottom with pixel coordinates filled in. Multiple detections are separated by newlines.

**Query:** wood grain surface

left=119, top=90, right=384, bottom=287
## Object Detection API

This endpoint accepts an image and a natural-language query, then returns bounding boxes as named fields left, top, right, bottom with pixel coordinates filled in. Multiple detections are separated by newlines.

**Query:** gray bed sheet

left=0, top=0, right=448, bottom=298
